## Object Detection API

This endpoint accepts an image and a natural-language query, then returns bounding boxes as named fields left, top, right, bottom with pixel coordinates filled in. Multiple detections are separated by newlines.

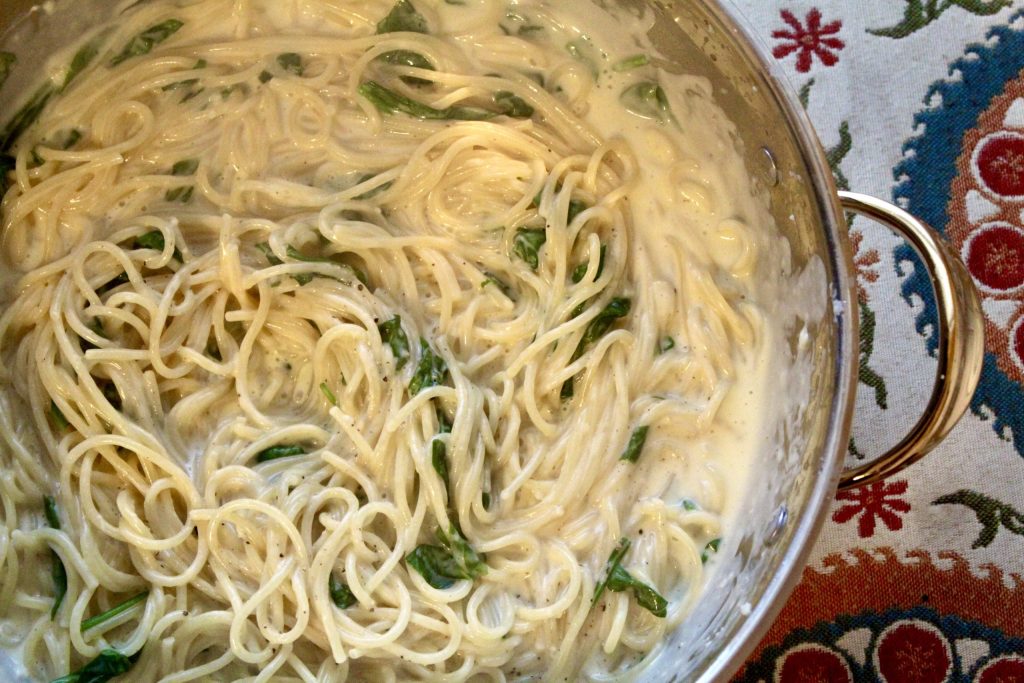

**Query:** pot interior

left=0, top=1, right=854, bottom=680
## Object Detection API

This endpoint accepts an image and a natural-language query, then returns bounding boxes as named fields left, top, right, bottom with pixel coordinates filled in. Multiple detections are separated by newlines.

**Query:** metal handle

left=837, top=191, right=985, bottom=490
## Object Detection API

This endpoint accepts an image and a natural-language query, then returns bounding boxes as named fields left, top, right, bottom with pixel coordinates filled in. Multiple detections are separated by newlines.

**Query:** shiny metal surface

left=0, top=1, right=982, bottom=682
left=836, top=192, right=985, bottom=490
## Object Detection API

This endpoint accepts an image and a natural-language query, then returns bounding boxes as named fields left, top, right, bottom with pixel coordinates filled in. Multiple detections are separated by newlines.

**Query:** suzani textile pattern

left=728, top=2, right=1024, bottom=681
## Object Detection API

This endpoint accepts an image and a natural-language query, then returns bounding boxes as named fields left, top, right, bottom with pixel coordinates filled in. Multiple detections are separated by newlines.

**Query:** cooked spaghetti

left=0, top=0, right=773, bottom=680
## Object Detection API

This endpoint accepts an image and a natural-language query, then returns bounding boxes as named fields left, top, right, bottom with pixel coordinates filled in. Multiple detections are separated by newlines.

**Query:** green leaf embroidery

left=378, top=316, right=411, bottom=370
left=933, top=489, right=1024, bottom=549
left=619, top=425, right=649, bottom=463
left=51, top=648, right=140, bottom=683
left=868, top=0, right=1011, bottom=39
left=110, top=19, right=184, bottom=67
left=255, top=444, right=306, bottom=463
left=858, top=301, right=888, bottom=409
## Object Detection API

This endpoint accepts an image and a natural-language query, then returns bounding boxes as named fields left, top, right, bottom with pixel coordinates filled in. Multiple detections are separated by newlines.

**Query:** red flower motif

left=833, top=479, right=910, bottom=537
left=850, top=230, right=881, bottom=304
left=772, top=8, right=845, bottom=73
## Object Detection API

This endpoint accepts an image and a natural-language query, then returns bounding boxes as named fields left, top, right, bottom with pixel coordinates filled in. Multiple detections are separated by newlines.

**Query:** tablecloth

left=722, top=1, right=1024, bottom=680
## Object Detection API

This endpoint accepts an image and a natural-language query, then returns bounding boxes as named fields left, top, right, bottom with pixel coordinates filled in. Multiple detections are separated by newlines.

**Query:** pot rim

left=693, top=1, right=859, bottom=680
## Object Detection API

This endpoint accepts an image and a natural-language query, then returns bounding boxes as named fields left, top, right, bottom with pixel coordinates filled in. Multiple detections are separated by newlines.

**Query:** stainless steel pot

left=0, top=1, right=985, bottom=681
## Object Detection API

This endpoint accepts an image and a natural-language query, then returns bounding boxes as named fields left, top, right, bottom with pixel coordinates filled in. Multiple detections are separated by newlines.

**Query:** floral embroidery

left=851, top=231, right=881, bottom=304
left=772, top=9, right=845, bottom=73
left=833, top=480, right=910, bottom=537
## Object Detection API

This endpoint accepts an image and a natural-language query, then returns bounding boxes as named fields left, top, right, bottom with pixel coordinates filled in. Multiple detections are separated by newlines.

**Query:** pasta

left=0, top=0, right=774, bottom=680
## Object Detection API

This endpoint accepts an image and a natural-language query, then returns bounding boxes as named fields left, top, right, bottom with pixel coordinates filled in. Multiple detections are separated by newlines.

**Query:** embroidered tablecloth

left=722, top=1, right=1024, bottom=680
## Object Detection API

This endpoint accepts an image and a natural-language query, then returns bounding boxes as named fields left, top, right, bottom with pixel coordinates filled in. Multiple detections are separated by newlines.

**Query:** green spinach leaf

left=329, top=573, right=356, bottom=609
left=409, top=339, right=448, bottom=395
left=255, top=444, right=306, bottom=463
left=110, top=19, right=184, bottom=67
left=81, top=591, right=149, bottom=633
left=43, top=495, right=67, bottom=619
left=359, top=81, right=491, bottom=121
left=593, top=537, right=667, bottom=618
left=571, top=244, right=606, bottom=283
left=378, top=316, right=411, bottom=370
left=512, top=228, right=546, bottom=270
left=277, top=53, right=303, bottom=76
left=0, top=52, right=15, bottom=89
left=376, top=0, right=429, bottom=34
left=619, top=425, right=649, bottom=463
left=134, top=230, right=183, bottom=262
left=620, top=81, right=673, bottom=123
left=406, top=525, right=487, bottom=589
left=51, top=648, right=140, bottom=683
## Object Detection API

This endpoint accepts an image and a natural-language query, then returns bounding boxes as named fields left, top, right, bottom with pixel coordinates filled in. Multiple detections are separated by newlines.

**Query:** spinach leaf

left=52, top=649, right=140, bottom=683
left=165, top=158, right=198, bottom=203
left=255, top=444, right=306, bottom=463
left=682, top=499, right=699, bottom=511
left=620, top=81, right=673, bottom=124
left=408, top=339, right=448, bottom=395
left=701, top=538, right=721, bottom=564
left=255, top=242, right=283, bottom=265
left=320, top=381, right=338, bottom=406
left=562, top=297, right=631, bottom=399
left=613, top=54, right=649, bottom=72
left=619, top=425, right=649, bottom=463
left=657, top=336, right=675, bottom=355
left=134, top=230, right=183, bottom=262
left=277, top=53, right=303, bottom=76
left=606, top=563, right=667, bottom=618
left=376, top=0, right=429, bottom=34
left=96, top=271, right=130, bottom=296
left=329, top=573, right=356, bottom=609
left=576, top=297, right=631, bottom=359
left=378, top=50, right=434, bottom=86
left=285, top=246, right=369, bottom=286
left=593, top=537, right=667, bottom=618
left=0, top=154, right=14, bottom=194
left=480, top=272, right=513, bottom=297
left=431, top=439, right=450, bottom=498
left=258, top=70, right=273, bottom=84
left=359, top=81, right=491, bottom=121
left=0, top=52, right=14, bottom=89
left=110, top=19, right=184, bottom=67
left=353, top=172, right=393, bottom=199
left=51, top=401, right=71, bottom=430
left=406, top=525, right=487, bottom=589
left=378, top=316, right=411, bottom=370
left=1, top=83, right=56, bottom=152
left=481, top=491, right=491, bottom=509
left=571, top=244, right=606, bottom=283
left=63, top=37, right=104, bottom=91
left=512, top=228, right=546, bottom=270
left=43, top=495, right=67, bottom=619
left=81, top=591, right=149, bottom=632
left=592, top=537, right=630, bottom=607
left=493, top=91, right=533, bottom=118
left=161, top=59, right=206, bottom=92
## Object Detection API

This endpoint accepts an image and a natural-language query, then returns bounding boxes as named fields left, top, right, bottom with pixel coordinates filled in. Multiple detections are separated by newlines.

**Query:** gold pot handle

left=836, top=191, right=985, bottom=491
